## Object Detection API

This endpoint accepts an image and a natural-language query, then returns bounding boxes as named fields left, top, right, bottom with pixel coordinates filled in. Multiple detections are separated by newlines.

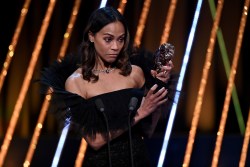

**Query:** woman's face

left=89, top=21, right=125, bottom=64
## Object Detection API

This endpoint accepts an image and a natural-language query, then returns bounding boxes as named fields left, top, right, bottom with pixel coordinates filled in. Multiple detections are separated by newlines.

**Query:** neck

left=95, top=58, right=113, bottom=68
left=93, top=58, right=116, bottom=73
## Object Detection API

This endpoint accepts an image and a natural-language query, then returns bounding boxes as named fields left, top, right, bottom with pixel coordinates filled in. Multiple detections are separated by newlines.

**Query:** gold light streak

left=117, top=0, right=127, bottom=14
left=160, top=0, right=178, bottom=44
left=23, top=95, right=51, bottom=167
left=211, top=1, right=249, bottom=166
left=58, top=0, right=82, bottom=60
left=239, top=108, right=250, bottom=167
left=0, top=0, right=57, bottom=166
left=182, top=1, right=224, bottom=167
left=23, top=0, right=82, bottom=166
left=74, top=139, right=88, bottom=167
left=133, top=0, right=152, bottom=47
left=0, top=0, right=31, bottom=93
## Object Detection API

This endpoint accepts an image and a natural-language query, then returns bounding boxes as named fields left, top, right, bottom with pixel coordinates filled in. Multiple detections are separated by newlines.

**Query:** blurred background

left=0, top=0, right=249, bottom=166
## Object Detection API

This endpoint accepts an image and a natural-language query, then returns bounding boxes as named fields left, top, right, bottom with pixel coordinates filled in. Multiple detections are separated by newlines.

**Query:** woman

left=41, top=6, right=174, bottom=167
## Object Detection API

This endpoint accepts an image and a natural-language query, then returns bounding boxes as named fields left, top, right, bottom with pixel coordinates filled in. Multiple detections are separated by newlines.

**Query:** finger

left=155, top=71, right=170, bottom=80
left=153, top=87, right=167, bottom=98
left=169, top=60, right=174, bottom=65
left=161, top=89, right=168, bottom=97
left=159, top=88, right=168, bottom=98
left=168, top=61, right=174, bottom=68
left=151, top=70, right=157, bottom=77
left=157, top=70, right=169, bottom=76
left=156, top=90, right=168, bottom=105
left=158, top=98, right=168, bottom=105
left=161, top=65, right=172, bottom=72
left=147, top=84, right=158, bottom=95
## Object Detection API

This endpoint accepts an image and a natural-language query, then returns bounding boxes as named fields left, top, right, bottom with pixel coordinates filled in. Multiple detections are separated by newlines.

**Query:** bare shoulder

left=131, top=65, right=145, bottom=87
left=131, top=65, right=143, bottom=73
left=65, top=68, right=83, bottom=94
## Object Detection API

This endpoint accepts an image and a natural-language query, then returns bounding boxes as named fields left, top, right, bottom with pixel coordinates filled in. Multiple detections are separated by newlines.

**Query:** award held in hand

left=153, top=43, right=175, bottom=73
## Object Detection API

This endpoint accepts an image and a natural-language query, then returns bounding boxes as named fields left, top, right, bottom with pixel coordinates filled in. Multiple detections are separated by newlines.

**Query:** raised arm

left=85, top=84, right=168, bottom=150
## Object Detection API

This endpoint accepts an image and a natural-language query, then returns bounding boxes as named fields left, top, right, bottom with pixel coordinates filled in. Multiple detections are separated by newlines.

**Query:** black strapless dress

left=79, top=89, right=151, bottom=167
left=49, top=86, right=150, bottom=167
left=40, top=51, right=175, bottom=167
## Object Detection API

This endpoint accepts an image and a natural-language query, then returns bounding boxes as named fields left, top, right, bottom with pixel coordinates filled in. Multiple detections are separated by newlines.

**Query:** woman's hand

left=151, top=60, right=174, bottom=83
left=136, top=84, right=168, bottom=120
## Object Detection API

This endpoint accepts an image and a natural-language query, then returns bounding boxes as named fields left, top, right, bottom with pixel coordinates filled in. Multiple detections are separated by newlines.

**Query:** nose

left=111, top=41, right=119, bottom=50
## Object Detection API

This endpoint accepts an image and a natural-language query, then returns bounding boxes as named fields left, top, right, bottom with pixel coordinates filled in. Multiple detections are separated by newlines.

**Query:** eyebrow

left=103, top=33, right=125, bottom=37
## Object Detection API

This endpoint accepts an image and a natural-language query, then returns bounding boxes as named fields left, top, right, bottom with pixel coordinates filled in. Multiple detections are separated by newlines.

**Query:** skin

left=89, top=21, right=125, bottom=66
left=65, top=21, right=172, bottom=150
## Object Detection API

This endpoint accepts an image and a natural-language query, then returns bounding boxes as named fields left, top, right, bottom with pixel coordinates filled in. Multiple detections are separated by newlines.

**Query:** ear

left=88, top=31, right=94, bottom=42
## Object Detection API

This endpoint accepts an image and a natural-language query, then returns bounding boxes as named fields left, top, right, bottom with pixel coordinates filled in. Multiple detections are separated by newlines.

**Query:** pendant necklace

left=92, top=67, right=116, bottom=74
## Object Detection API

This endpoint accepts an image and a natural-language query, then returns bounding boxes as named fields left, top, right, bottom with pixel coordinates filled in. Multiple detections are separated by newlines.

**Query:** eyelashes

left=103, top=36, right=125, bottom=43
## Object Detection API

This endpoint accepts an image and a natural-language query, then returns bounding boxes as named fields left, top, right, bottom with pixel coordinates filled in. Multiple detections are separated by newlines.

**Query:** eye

left=104, top=37, right=112, bottom=42
left=118, top=37, right=125, bottom=43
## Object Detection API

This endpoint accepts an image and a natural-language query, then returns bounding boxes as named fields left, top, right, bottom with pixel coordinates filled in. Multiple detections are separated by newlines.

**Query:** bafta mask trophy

left=153, top=43, right=175, bottom=73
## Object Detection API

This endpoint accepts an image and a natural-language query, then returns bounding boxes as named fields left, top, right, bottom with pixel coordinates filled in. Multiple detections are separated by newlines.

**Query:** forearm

left=85, top=129, right=123, bottom=150
left=86, top=85, right=168, bottom=150
left=85, top=105, right=149, bottom=150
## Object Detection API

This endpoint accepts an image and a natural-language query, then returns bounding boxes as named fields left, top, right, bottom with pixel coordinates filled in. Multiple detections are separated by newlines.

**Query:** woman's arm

left=141, top=60, right=174, bottom=137
left=65, top=66, right=171, bottom=150
left=86, top=84, right=168, bottom=150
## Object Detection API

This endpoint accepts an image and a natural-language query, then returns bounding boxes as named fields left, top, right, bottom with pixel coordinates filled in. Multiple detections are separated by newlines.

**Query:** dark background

left=0, top=0, right=249, bottom=166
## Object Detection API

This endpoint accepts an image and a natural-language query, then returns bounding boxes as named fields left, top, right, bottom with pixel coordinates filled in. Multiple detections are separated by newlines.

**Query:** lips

left=107, top=54, right=118, bottom=58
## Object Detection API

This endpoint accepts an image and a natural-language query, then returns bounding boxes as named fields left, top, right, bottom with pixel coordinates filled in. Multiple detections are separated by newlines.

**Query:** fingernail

left=160, top=87, right=165, bottom=91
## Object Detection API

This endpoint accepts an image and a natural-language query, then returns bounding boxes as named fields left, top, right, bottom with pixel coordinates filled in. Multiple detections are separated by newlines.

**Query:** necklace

left=92, top=67, right=116, bottom=74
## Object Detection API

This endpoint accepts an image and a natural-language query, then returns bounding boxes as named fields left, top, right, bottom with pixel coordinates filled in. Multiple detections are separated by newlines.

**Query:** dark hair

left=80, top=6, right=132, bottom=82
